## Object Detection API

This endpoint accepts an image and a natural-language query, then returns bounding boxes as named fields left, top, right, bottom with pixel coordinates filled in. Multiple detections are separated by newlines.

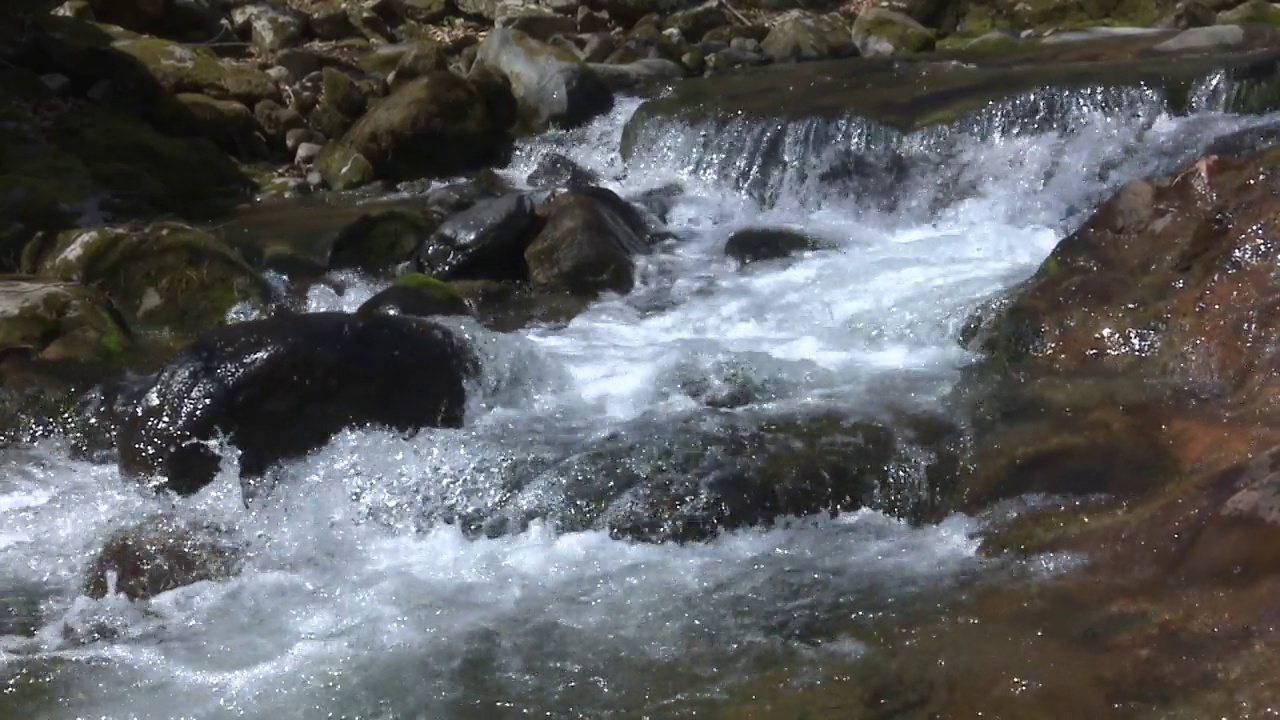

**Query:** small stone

left=286, top=127, right=327, bottom=150
left=295, top=142, right=324, bottom=165
left=577, top=6, right=611, bottom=32
left=662, top=27, right=684, bottom=43
left=52, top=0, right=94, bottom=18
left=729, top=37, right=759, bottom=53
left=266, top=65, right=291, bottom=83
left=1153, top=24, right=1245, bottom=51
left=87, top=79, right=113, bottom=101
left=314, top=143, right=376, bottom=190
left=681, top=49, right=705, bottom=74
left=40, top=73, right=72, bottom=95
left=307, top=170, right=324, bottom=186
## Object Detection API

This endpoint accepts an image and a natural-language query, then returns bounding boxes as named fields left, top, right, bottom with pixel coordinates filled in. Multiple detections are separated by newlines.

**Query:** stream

left=1, top=79, right=1275, bottom=718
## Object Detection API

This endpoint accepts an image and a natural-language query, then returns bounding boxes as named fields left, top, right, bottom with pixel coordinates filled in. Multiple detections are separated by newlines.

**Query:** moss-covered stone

left=314, top=142, right=376, bottom=190
left=1216, top=0, right=1280, bottom=24
left=0, top=278, right=130, bottom=364
left=321, top=66, right=367, bottom=119
left=155, top=93, right=264, bottom=156
left=329, top=209, right=439, bottom=273
left=36, top=17, right=279, bottom=105
left=24, top=224, right=268, bottom=339
left=851, top=8, right=937, bottom=57
left=623, top=33, right=1280, bottom=141
left=393, top=272, right=462, bottom=296
left=356, top=273, right=471, bottom=318
left=48, top=106, right=254, bottom=213
left=331, top=71, right=509, bottom=184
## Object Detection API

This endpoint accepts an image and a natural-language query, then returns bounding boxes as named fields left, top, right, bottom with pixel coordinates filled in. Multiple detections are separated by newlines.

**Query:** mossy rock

left=36, top=16, right=277, bottom=104
left=47, top=107, right=254, bottom=214
left=356, top=273, right=471, bottom=318
left=24, top=224, right=269, bottom=339
left=852, top=8, right=937, bottom=57
left=1216, top=0, right=1280, bottom=24
left=329, top=209, right=439, bottom=273
left=0, top=278, right=130, bottom=364
left=314, top=142, right=376, bottom=190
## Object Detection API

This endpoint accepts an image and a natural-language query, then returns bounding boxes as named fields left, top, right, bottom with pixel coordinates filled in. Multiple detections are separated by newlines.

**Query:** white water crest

left=2, top=86, right=1277, bottom=718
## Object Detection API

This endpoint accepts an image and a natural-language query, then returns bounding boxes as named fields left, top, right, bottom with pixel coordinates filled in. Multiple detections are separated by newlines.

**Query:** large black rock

left=117, top=312, right=477, bottom=496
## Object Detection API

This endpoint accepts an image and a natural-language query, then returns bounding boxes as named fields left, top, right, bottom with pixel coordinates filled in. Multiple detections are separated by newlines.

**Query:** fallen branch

left=717, top=0, right=752, bottom=27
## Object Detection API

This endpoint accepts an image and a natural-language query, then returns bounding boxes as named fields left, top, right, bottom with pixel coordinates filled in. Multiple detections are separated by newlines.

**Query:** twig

left=717, top=0, right=751, bottom=26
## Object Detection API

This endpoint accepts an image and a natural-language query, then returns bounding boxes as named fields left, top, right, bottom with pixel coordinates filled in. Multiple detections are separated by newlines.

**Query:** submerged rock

left=329, top=209, right=440, bottom=273
left=450, top=279, right=591, bottom=331
left=724, top=227, right=822, bottom=265
left=485, top=410, right=959, bottom=543
left=357, top=273, right=472, bottom=318
left=525, top=188, right=650, bottom=296
left=117, top=312, right=477, bottom=496
left=525, top=152, right=601, bottom=188
left=84, top=516, right=242, bottom=601
left=1176, top=445, right=1280, bottom=582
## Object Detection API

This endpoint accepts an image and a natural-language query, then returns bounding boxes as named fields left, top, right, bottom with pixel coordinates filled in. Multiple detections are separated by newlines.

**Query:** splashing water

left=2, top=83, right=1276, bottom=718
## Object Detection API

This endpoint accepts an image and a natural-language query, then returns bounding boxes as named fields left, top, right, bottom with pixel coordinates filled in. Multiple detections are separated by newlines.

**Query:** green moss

left=329, top=210, right=435, bottom=272
left=855, top=10, right=937, bottom=53
left=0, top=280, right=131, bottom=364
left=50, top=108, right=253, bottom=214
left=1041, top=256, right=1060, bottom=276
left=393, top=272, right=463, bottom=302
left=955, top=6, right=1000, bottom=36
left=31, top=224, right=269, bottom=340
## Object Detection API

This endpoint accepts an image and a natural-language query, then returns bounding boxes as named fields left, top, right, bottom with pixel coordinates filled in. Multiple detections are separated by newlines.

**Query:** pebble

left=295, top=142, right=323, bottom=165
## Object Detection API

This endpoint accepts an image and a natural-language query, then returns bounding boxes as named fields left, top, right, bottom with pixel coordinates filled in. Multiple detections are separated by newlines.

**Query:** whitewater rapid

left=1, top=89, right=1273, bottom=718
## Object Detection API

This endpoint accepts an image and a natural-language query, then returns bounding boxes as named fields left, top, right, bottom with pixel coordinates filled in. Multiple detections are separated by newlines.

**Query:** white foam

left=0, top=94, right=1271, bottom=718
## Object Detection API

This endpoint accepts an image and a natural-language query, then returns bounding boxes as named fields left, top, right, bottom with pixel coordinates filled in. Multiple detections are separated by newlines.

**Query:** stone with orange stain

left=971, top=145, right=1280, bottom=402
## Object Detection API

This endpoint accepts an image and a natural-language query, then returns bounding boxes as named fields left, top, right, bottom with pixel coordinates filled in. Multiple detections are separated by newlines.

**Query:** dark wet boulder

left=425, top=169, right=516, bottom=214
left=329, top=209, right=441, bottom=273
left=724, top=227, right=822, bottom=265
left=416, top=193, right=537, bottom=281
left=474, top=28, right=613, bottom=132
left=450, top=280, right=591, bottom=331
left=319, top=71, right=513, bottom=186
left=525, top=152, right=600, bottom=189
left=117, top=312, right=477, bottom=496
left=357, top=273, right=472, bottom=318
left=525, top=188, right=650, bottom=296
left=84, top=516, right=242, bottom=601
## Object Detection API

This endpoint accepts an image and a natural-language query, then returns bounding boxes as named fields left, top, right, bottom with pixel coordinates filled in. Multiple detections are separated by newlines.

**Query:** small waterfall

left=620, top=69, right=1280, bottom=226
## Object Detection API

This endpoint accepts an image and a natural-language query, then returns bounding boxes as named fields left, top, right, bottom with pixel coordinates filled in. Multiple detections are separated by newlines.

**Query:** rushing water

left=2, top=82, right=1277, bottom=718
